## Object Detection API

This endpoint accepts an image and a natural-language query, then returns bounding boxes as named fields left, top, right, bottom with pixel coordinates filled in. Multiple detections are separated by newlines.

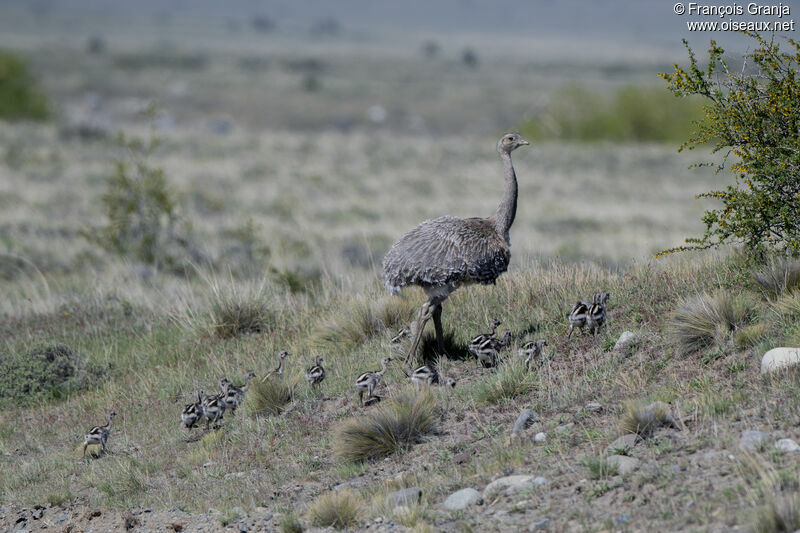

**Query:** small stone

left=202, top=462, right=216, bottom=468
left=386, top=487, right=422, bottom=508
left=512, top=410, right=539, bottom=435
left=606, top=434, right=639, bottom=455
left=740, top=430, right=770, bottom=451
left=483, top=475, right=543, bottom=500
left=443, top=488, right=483, bottom=511
left=616, top=514, right=632, bottom=524
left=584, top=402, right=603, bottom=413
left=534, top=432, right=547, bottom=443
left=614, top=331, right=640, bottom=351
left=53, top=513, right=68, bottom=525
left=761, top=347, right=800, bottom=374
left=776, top=438, right=800, bottom=453
left=607, top=455, right=640, bottom=475
left=532, top=476, right=548, bottom=486
left=530, top=518, right=552, bottom=531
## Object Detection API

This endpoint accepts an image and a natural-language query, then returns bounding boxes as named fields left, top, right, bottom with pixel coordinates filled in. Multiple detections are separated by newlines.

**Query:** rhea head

left=497, top=132, right=529, bottom=154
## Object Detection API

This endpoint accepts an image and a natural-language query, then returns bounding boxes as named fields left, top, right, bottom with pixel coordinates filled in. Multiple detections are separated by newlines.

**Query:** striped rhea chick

left=262, top=350, right=291, bottom=382
left=355, top=356, right=392, bottom=406
left=181, top=390, right=205, bottom=430
left=83, top=410, right=116, bottom=458
left=519, top=339, right=548, bottom=370
left=305, top=356, right=326, bottom=388
left=587, top=291, right=611, bottom=335
left=409, top=364, right=457, bottom=388
left=468, top=320, right=511, bottom=368
left=567, top=298, right=592, bottom=338
left=202, top=383, right=227, bottom=429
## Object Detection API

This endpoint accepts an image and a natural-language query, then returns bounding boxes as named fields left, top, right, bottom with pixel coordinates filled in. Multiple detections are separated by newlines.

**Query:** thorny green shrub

left=659, top=33, right=800, bottom=259
left=0, top=49, right=48, bottom=120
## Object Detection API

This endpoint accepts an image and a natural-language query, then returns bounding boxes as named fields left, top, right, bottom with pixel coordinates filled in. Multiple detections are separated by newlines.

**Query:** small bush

left=753, top=257, right=800, bottom=299
left=0, top=49, right=49, bottom=120
left=0, top=344, right=89, bottom=406
left=581, top=456, right=619, bottom=479
left=752, top=491, right=800, bottom=533
left=620, top=401, right=675, bottom=438
left=307, top=489, right=361, bottom=529
left=669, top=291, right=753, bottom=356
left=474, top=359, right=534, bottom=405
left=242, top=377, right=293, bottom=417
left=334, top=387, right=438, bottom=462
left=85, top=132, right=204, bottom=272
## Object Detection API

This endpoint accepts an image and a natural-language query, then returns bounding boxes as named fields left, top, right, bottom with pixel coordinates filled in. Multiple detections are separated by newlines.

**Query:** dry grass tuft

left=313, top=296, right=415, bottom=349
left=307, top=489, right=362, bottom=529
left=734, top=322, right=770, bottom=350
left=207, top=281, right=274, bottom=338
left=474, top=358, right=535, bottom=405
left=620, top=401, right=675, bottom=438
left=774, top=291, right=800, bottom=318
left=751, top=490, right=800, bottom=533
left=278, top=512, right=304, bottom=533
left=669, top=291, right=753, bottom=356
left=241, top=377, right=293, bottom=417
left=334, top=387, right=439, bottom=462
left=752, top=257, right=800, bottom=299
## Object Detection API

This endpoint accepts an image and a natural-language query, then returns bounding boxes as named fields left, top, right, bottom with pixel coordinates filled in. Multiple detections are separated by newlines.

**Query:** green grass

left=474, top=358, right=535, bottom=405
left=518, top=85, right=705, bottom=143
left=581, top=456, right=619, bottom=479
left=0, top=49, right=48, bottom=121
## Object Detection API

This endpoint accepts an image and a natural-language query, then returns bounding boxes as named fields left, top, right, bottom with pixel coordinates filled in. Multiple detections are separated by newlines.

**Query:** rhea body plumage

left=588, top=292, right=610, bottom=335
left=181, top=390, right=205, bottom=430
left=519, top=339, right=548, bottom=370
left=83, top=410, right=116, bottom=458
left=382, top=134, right=529, bottom=369
left=262, top=350, right=290, bottom=382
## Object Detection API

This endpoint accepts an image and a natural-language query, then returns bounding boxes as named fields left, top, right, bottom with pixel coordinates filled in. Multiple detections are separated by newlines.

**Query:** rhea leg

left=403, top=302, right=435, bottom=369
left=432, top=303, right=445, bottom=356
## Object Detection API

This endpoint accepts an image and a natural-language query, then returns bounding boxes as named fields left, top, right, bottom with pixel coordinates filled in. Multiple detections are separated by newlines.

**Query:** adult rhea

left=382, top=133, right=529, bottom=369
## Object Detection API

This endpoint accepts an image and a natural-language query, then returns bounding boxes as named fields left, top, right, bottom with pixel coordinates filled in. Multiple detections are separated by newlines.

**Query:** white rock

left=776, top=439, right=800, bottom=453
left=614, top=331, right=640, bottom=351
left=532, top=476, right=548, bottom=486
left=740, top=430, right=770, bottom=451
left=483, top=475, right=543, bottom=500
left=443, top=488, right=483, bottom=511
left=534, top=432, right=547, bottom=443
left=606, top=455, right=640, bottom=475
left=761, top=347, right=800, bottom=374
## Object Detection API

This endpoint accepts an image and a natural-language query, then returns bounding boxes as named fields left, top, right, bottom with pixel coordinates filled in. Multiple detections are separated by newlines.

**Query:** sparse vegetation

left=0, top=49, right=48, bottom=120
left=753, top=257, right=800, bottom=299
left=335, top=387, right=439, bottom=462
left=307, top=489, right=361, bottom=529
left=518, top=85, right=704, bottom=143
left=0, top=344, right=89, bottom=406
left=474, top=358, right=535, bottom=405
left=620, top=401, right=675, bottom=438
left=204, top=280, right=274, bottom=338
left=581, top=456, right=619, bottom=479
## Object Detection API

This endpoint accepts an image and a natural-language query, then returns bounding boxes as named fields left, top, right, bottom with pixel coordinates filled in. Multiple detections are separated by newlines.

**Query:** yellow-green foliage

left=660, top=34, right=800, bottom=258
left=335, top=387, right=438, bottom=462
left=581, top=456, right=619, bottom=479
left=0, top=49, right=48, bottom=120
left=307, top=489, right=361, bottom=529
left=669, top=291, right=753, bottom=355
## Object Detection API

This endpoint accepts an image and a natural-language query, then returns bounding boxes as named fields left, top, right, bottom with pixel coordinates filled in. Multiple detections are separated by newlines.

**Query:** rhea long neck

left=493, top=150, right=518, bottom=243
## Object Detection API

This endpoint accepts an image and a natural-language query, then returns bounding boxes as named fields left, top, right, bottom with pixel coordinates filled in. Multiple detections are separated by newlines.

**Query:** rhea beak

left=518, top=139, right=530, bottom=146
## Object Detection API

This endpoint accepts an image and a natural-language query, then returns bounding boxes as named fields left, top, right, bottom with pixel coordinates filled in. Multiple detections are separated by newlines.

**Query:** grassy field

left=3, top=13, right=800, bottom=533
